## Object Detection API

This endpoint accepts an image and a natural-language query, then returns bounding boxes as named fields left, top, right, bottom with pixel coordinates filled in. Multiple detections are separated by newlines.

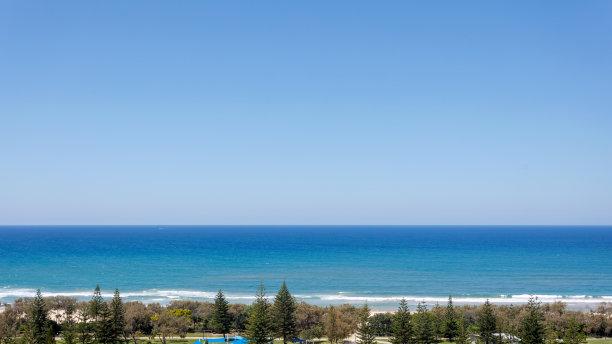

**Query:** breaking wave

left=1, top=287, right=610, bottom=306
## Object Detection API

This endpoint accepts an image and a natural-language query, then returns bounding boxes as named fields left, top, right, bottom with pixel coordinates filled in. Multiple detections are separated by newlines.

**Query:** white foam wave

left=317, top=294, right=612, bottom=304
left=0, top=288, right=247, bottom=300
left=1, top=288, right=610, bottom=305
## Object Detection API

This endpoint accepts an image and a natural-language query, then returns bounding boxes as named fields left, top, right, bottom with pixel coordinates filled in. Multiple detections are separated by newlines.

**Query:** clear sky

left=1, top=1, right=611, bottom=225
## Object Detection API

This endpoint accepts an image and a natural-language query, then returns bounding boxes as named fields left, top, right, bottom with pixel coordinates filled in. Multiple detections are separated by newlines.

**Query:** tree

left=77, top=302, right=94, bottom=344
left=444, top=297, right=458, bottom=342
left=544, top=325, right=558, bottom=344
left=87, top=285, right=115, bottom=344
left=563, top=317, right=586, bottom=344
left=273, top=282, right=298, bottom=344
left=356, top=304, right=376, bottom=344
left=168, top=309, right=192, bottom=338
left=151, top=309, right=192, bottom=344
left=211, top=290, right=231, bottom=339
left=323, top=305, right=357, bottom=344
left=337, top=304, right=360, bottom=336
left=324, top=306, right=343, bottom=344
left=110, top=289, right=126, bottom=343
left=61, top=302, right=77, bottom=344
left=95, top=303, right=115, bottom=344
left=478, top=300, right=496, bottom=344
left=0, top=304, right=19, bottom=344
left=247, top=284, right=272, bottom=344
left=29, top=289, right=52, bottom=344
left=124, top=302, right=153, bottom=344
left=296, top=302, right=325, bottom=341
left=370, top=313, right=393, bottom=336
left=150, top=312, right=168, bottom=344
left=454, top=315, right=469, bottom=344
left=520, top=298, right=545, bottom=344
left=391, top=299, right=412, bottom=344
left=431, top=304, right=444, bottom=341
left=151, top=311, right=172, bottom=344
left=230, top=304, right=249, bottom=333
left=89, top=286, right=104, bottom=320
left=413, top=302, right=436, bottom=344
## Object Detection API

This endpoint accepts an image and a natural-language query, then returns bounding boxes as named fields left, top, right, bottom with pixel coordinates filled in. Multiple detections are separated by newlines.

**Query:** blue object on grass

left=194, top=336, right=249, bottom=344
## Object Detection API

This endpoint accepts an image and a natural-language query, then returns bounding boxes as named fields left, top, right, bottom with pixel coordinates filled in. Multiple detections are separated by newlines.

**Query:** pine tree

left=273, top=281, right=298, bottom=344
left=431, top=303, right=444, bottom=342
left=77, top=305, right=94, bottom=344
left=444, top=297, right=458, bottom=342
left=391, top=299, right=412, bottom=344
left=413, top=303, right=436, bottom=344
left=454, top=315, right=469, bottom=344
left=29, top=289, right=51, bottom=344
left=478, top=300, right=496, bottom=344
left=96, top=303, right=115, bottom=344
left=247, top=283, right=272, bottom=344
left=110, top=289, right=125, bottom=344
left=46, top=326, right=56, bottom=344
left=211, top=290, right=231, bottom=339
left=356, top=303, right=377, bottom=344
left=520, top=297, right=545, bottom=344
left=89, top=285, right=104, bottom=320
left=62, top=302, right=77, bottom=344
left=87, top=285, right=107, bottom=344
left=562, top=317, right=586, bottom=344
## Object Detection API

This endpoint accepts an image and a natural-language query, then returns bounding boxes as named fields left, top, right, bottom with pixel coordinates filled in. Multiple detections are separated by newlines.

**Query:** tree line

left=0, top=283, right=611, bottom=344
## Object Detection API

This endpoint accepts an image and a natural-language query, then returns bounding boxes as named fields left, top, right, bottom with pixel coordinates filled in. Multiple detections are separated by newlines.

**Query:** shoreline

left=2, top=288, right=611, bottom=311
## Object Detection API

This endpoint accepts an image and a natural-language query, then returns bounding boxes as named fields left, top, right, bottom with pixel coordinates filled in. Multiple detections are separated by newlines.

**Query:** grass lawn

left=138, top=340, right=194, bottom=344
left=587, top=339, right=612, bottom=344
left=53, top=336, right=612, bottom=344
left=55, top=340, right=195, bottom=344
left=127, top=339, right=612, bottom=344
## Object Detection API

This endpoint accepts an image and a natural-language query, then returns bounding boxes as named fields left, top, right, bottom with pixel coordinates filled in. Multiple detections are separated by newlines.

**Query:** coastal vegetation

left=0, top=284, right=610, bottom=344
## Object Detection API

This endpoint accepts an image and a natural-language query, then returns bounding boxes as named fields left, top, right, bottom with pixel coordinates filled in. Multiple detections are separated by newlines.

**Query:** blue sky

left=1, top=1, right=611, bottom=225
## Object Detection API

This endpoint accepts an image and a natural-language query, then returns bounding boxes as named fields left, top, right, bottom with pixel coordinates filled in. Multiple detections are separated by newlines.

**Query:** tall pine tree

left=413, top=302, right=436, bottom=344
left=96, top=303, right=115, bottom=344
left=273, top=282, right=297, bottom=344
left=391, top=299, right=412, bottom=344
left=89, top=285, right=104, bottom=320
left=110, top=289, right=125, bottom=344
left=271, top=282, right=297, bottom=344
left=356, top=303, right=377, bottom=344
left=247, top=283, right=272, bottom=344
left=444, top=296, right=458, bottom=342
left=29, top=289, right=51, bottom=344
left=478, top=300, right=496, bottom=344
left=431, top=303, right=444, bottom=342
left=88, top=285, right=107, bottom=344
left=454, top=315, right=469, bottom=344
left=211, top=290, right=231, bottom=339
left=520, top=297, right=545, bottom=344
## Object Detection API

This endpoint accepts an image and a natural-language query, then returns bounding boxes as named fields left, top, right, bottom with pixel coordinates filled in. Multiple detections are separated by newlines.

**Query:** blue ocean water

left=1, top=226, right=611, bottom=308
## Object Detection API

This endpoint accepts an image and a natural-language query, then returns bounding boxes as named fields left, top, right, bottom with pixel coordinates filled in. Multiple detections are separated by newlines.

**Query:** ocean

left=1, top=226, right=611, bottom=310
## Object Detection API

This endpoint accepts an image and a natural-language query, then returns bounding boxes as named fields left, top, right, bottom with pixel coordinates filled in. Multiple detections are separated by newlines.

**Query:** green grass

left=54, top=336, right=612, bottom=344
left=129, top=339, right=612, bottom=344
left=587, top=338, right=612, bottom=344
left=138, top=340, right=193, bottom=344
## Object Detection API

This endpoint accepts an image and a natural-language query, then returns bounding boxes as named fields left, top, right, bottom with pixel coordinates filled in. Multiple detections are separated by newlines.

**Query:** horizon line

left=1, top=224, right=611, bottom=227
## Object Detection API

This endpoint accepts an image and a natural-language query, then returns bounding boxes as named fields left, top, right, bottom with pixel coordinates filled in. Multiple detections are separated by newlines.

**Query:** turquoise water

left=1, top=226, right=611, bottom=308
